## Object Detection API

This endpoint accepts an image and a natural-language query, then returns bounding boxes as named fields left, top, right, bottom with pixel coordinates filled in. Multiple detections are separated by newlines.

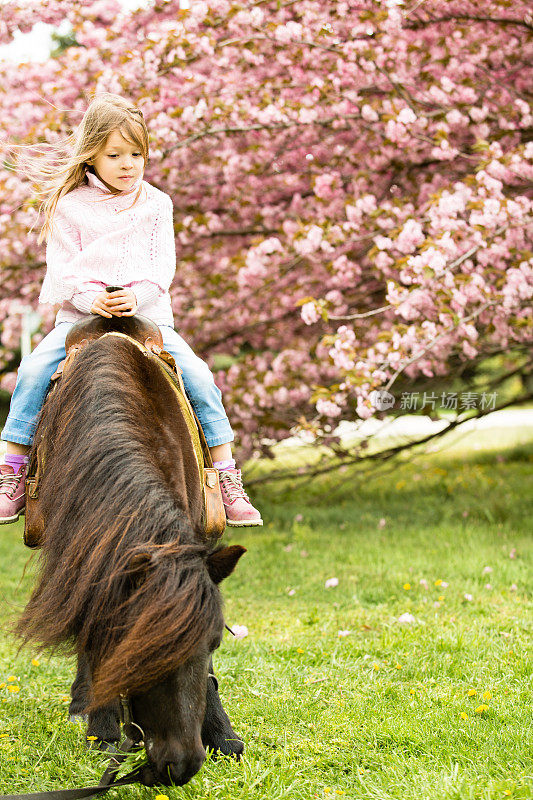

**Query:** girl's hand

left=104, top=288, right=138, bottom=317
left=91, top=291, right=113, bottom=318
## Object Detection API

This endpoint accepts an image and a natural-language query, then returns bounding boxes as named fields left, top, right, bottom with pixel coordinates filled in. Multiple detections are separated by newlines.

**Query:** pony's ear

left=206, top=545, right=246, bottom=584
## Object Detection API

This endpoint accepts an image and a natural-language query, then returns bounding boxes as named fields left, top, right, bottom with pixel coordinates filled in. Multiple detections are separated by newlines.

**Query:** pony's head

left=121, top=544, right=246, bottom=786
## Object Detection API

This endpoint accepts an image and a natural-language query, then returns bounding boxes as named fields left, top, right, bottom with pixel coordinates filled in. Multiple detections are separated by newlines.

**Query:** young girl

left=0, top=93, right=262, bottom=528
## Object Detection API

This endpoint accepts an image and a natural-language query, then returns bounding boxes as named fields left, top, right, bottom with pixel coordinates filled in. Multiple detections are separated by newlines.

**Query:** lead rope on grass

left=0, top=719, right=143, bottom=799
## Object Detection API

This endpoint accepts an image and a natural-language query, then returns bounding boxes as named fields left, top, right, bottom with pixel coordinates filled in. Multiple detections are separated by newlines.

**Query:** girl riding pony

left=0, top=93, right=262, bottom=528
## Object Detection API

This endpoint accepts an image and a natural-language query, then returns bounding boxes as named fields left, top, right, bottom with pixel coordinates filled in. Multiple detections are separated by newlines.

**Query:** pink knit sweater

left=40, top=170, right=176, bottom=326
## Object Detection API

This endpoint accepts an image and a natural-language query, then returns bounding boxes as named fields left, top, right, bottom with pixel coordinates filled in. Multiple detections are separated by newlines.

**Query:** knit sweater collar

left=85, top=169, right=144, bottom=196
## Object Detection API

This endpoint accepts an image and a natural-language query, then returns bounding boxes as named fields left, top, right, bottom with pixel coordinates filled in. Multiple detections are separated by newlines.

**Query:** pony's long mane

left=17, top=335, right=220, bottom=705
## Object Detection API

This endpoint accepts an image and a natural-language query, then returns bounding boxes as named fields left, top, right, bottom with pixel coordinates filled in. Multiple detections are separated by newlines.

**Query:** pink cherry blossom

left=0, top=0, right=530, bottom=463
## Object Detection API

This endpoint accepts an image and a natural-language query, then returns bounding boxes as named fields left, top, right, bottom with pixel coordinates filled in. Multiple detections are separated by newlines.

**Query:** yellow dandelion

left=336, top=791, right=346, bottom=796
left=297, top=647, right=304, bottom=654
left=86, top=736, right=98, bottom=741
left=460, top=712, right=468, bottom=720
left=475, top=704, right=489, bottom=714
left=403, top=583, right=411, bottom=590
left=0, top=683, right=5, bottom=689
left=467, top=689, right=477, bottom=697
left=0, top=733, right=8, bottom=738
left=324, top=789, right=331, bottom=795
left=358, top=767, right=365, bottom=774
left=31, top=659, right=40, bottom=667
left=8, top=686, right=20, bottom=694
left=373, top=662, right=379, bottom=671
left=503, top=791, right=511, bottom=797
left=155, top=796, right=170, bottom=800
left=409, top=688, right=416, bottom=695
left=434, top=579, right=443, bottom=587
left=438, top=595, right=445, bottom=602
left=7, top=677, right=16, bottom=683
left=395, top=662, right=402, bottom=669
left=482, top=690, right=492, bottom=701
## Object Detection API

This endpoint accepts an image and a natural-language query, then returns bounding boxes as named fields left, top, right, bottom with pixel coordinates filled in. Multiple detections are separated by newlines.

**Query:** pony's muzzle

left=143, top=739, right=206, bottom=786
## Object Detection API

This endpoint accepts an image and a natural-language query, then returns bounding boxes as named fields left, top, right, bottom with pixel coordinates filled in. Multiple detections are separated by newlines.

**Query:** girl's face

left=89, top=128, right=145, bottom=193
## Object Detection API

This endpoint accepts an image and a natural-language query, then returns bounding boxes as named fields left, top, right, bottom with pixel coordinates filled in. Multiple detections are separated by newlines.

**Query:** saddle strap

left=190, top=405, right=214, bottom=469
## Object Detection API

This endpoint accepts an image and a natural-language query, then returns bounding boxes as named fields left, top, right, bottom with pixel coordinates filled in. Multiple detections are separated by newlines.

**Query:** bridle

left=0, top=676, right=220, bottom=800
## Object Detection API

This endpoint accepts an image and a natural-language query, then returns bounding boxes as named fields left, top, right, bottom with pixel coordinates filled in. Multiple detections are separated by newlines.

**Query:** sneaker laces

left=0, top=467, right=24, bottom=498
left=219, top=470, right=250, bottom=503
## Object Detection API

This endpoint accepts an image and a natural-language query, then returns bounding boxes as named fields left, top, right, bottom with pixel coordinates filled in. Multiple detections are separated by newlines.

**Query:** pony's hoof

left=206, top=736, right=244, bottom=760
left=69, top=714, right=89, bottom=725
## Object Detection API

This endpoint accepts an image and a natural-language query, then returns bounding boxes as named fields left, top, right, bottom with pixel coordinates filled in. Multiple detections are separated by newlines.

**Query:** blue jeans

left=1, top=322, right=234, bottom=448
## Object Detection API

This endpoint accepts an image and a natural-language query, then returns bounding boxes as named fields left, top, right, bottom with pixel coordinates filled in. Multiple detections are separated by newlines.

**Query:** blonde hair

left=10, top=92, right=149, bottom=244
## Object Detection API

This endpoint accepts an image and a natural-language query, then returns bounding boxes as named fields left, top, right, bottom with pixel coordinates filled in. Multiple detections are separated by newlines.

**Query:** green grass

left=0, top=433, right=531, bottom=799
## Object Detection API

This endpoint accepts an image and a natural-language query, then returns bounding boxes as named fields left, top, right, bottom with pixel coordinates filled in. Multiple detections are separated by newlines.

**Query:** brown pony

left=16, top=329, right=245, bottom=787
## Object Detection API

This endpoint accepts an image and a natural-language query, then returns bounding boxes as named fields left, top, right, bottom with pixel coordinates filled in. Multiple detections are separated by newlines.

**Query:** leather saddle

left=24, top=315, right=226, bottom=548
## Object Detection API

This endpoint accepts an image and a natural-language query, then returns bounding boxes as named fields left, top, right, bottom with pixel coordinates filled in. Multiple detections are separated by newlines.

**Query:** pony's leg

left=69, top=652, right=121, bottom=749
left=202, top=657, right=244, bottom=759
left=86, top=700, right=121, bottom=751
left=69, top=652, right=90, bottom=722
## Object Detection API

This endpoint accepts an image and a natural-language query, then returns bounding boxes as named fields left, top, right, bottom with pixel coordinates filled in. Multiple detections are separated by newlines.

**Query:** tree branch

left=406, top=14, right=533, bottom=32
left=245, top=391, right=533, bottom=487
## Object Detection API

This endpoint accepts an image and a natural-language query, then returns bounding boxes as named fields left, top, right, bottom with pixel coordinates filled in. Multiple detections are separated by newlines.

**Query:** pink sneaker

left=0, top=464, right=26, bottom=524
left=219, top=468, right=263, bottom=527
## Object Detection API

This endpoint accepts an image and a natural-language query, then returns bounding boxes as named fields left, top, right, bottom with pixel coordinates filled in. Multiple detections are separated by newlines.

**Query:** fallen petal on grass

left=397, top=612, right=416, bottom=624
left=231, top=625, right=249, bottom=639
